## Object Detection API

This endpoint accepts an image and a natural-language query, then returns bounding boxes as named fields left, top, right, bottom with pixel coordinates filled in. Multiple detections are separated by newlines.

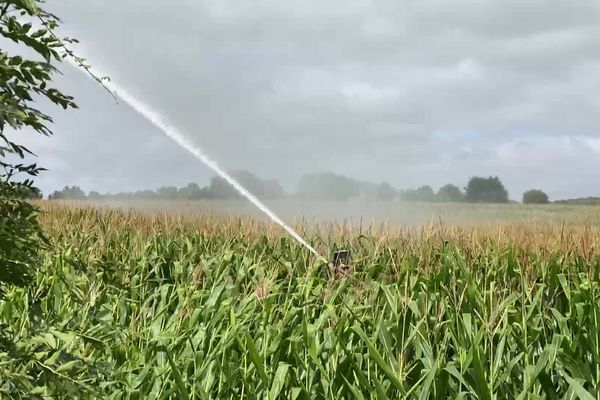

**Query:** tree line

left=49, top=171, right=284, bottom=201
left=47, top=172, right=552, bottom=204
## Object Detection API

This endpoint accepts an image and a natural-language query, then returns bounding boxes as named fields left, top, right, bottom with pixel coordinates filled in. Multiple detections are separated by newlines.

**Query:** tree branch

left=0, top=2, right=10, bottom=20
left=35, top=14, right=117, bottom=102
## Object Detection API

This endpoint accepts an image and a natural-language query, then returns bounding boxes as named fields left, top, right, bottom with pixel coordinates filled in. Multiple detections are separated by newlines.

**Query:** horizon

left=45, top=171, right=589, bottom=203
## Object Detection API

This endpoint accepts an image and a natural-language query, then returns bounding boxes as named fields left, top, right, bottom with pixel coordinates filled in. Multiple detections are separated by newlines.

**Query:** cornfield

left=2, top=202, right=600, bottom=399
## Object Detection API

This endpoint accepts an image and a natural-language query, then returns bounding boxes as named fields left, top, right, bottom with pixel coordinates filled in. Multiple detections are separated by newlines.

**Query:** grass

left=2, top=202, right=600, bottom=398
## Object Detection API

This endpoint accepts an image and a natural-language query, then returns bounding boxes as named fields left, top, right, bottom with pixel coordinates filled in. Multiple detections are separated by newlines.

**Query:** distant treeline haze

left=47, top=171, right=558, bottom=204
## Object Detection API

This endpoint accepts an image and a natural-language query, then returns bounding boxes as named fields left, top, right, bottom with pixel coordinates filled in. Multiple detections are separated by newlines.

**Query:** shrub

left=523, top=189, right=549, bottom=204
left=465, top=176, right=509, bottom=203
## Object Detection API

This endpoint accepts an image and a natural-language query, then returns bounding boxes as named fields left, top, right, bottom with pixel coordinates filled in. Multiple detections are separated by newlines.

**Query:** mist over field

left=63, top=198, right=597, bottom=229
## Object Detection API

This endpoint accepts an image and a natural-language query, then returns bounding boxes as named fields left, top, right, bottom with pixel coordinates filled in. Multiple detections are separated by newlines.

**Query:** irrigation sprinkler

left=330, top=249, right=351, bottom=278
left=332, top=250, right=350, bottom=268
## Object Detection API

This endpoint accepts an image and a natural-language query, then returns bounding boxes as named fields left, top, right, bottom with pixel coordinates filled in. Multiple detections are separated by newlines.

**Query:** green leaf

left=56, top=360, right=79, bottom=373
left=31, top=29, right=47, bottom=38
left=269, top=363, right=289, bottom=400
left=470, top=345, right=491, bottom=400
left=8, top=56, right=23, bottom=66
left=353, top=325, right=405, bottom=395
left=564, top=374, right=595, bottom=400
left=162, top=346, right=190, bottom=400
left=374, top=378, right=390, bottom=400
left=242, top=333, right=269, bottom=386
left=342, top=376, right=365, bottom=400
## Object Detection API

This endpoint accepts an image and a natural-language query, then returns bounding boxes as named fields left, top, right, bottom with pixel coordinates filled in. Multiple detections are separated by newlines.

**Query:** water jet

left=71, top=61, right=321, bottom=257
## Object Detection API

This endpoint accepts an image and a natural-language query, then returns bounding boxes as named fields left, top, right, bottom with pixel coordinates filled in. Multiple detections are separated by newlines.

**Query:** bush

left=297, top=173, right=361, bottom=201
left=49, top=186, right=86, bottom=200
left=402, top=185, right=435, bottom=202
left=376, top=182, right=396, bottom=201
left=465, top=176, right=509, bottom=203
left=523, top=189, right=549, bottom=204
left=436, top=184, right=464, bottom=203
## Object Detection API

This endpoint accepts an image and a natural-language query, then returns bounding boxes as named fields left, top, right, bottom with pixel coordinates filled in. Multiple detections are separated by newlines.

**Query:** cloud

left=11, top=0, right=600, bottom=199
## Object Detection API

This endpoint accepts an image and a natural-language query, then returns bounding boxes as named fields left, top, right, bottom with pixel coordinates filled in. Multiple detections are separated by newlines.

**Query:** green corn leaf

left=564, top=375, right=595, bottom=400
left=353, top=325, right=405, bottom=395
left=161, top=346, right=190, bottom=400
left=243, top=333, right=269, bottom=386
left=270, top=363, right=289, bottom=400
left=342, top=376, right=366, bottom=400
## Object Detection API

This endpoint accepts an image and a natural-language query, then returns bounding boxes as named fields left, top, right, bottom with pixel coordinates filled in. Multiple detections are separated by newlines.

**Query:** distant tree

left=233, top=171, right=263, bottom=196
left=465, top=176, right=509, bottom=203
left=209, top=176, right=238, bottom=199
left=263, top=179, right=285, bottom=199
left=297, top=173, right=361, bottom=201
left=210, top=171, right=256, bottom=199
left=400, top=189, right=416, bottom=201
left=523, top=189, right=549, bottom=204
left=208, top=171, right=283, bottom=199
left=178, top=183, right=206, bottom=199
left=416, top=185, right=435, bottom=202
left=157, top=186, right=178, bottom=199
left=402, top=185, right=435, bottom=202
left=375, top=182, right=396, bottom=201
left=132, top=190, right=157, bottom=199
left=110, top=192, right=131, bottom=199
left=198, top=187, right=212, bottom=199
left=436, top=184, right=464, bottom=203
left=88, top=191, right=101, bottom=200
left=49, top=186, right=86, bottom=200
left=554, top=197, right=600, bottom=206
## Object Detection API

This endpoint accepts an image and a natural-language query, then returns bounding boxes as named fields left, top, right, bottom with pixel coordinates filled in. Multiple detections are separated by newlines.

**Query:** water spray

left=70, top=62, right=322, bottom=258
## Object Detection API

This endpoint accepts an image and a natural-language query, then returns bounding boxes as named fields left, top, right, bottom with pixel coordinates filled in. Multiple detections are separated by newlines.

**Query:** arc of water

left=72, top=64, right=320, bottom=257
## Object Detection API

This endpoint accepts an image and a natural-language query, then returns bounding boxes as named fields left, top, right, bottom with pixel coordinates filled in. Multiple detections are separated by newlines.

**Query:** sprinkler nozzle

left=329, top=250, right=351, bottom=279
left=331, top=250, right=350, bottom=267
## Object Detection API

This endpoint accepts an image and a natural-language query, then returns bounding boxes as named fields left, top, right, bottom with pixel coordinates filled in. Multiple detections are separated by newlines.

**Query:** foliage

left=209, top=170, right=284, bottom=200
left=97, top=189, right=159, bottom=201
left=375, top=182, right=396, bottom=201
left=177, top=182, right=208, bottom=200
left=156, top=185, right=178, bottom=199
left=15, top=184, right=43, bottom=199
left=465, top=176, right=509, bottom=203
left=523, top=189, right=549, bottom=204
left=296, top=174, right=397, bottom=202
left=0, top=0, right=90, bottom=289
left=0, top=0, right=79, bottom=294
left=262, top=178, right=285, bottom=199
left=297, top=173, right=361, bottom=201
left=0, top=179, right=44, bottom=291
left=0, top=1, right=111, bottom=396
left=555, top=197, right=600, bottom=206
left=401, top=185, right=435, bottom=202
left=3, top=204, right=600, bottom=398
left=49, top=185, right=86, bottom=200
left=64, top=171, right=286, bottom=201
left=436, top=183, right=464, bottom=203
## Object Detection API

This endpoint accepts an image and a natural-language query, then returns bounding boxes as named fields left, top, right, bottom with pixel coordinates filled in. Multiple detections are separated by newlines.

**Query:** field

left=76, top=198, right=600, bottom=227
left=2, top=201, right=600, bottom=398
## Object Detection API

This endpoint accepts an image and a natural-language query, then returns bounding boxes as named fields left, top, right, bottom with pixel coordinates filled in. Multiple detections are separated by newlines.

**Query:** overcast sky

left=13, top=0, right=600, bottom=199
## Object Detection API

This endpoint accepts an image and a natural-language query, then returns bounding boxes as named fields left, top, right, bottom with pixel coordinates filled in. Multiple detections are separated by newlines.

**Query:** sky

left=9, top=0, right=600, bottom=200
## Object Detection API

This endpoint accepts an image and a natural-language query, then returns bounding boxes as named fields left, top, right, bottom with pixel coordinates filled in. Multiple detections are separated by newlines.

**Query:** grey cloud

left=18, top=0, right=600, bottom=199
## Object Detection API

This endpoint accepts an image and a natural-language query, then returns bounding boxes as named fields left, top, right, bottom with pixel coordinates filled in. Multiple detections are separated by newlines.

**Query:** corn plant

left=1, top=204, right=600, bottom=398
